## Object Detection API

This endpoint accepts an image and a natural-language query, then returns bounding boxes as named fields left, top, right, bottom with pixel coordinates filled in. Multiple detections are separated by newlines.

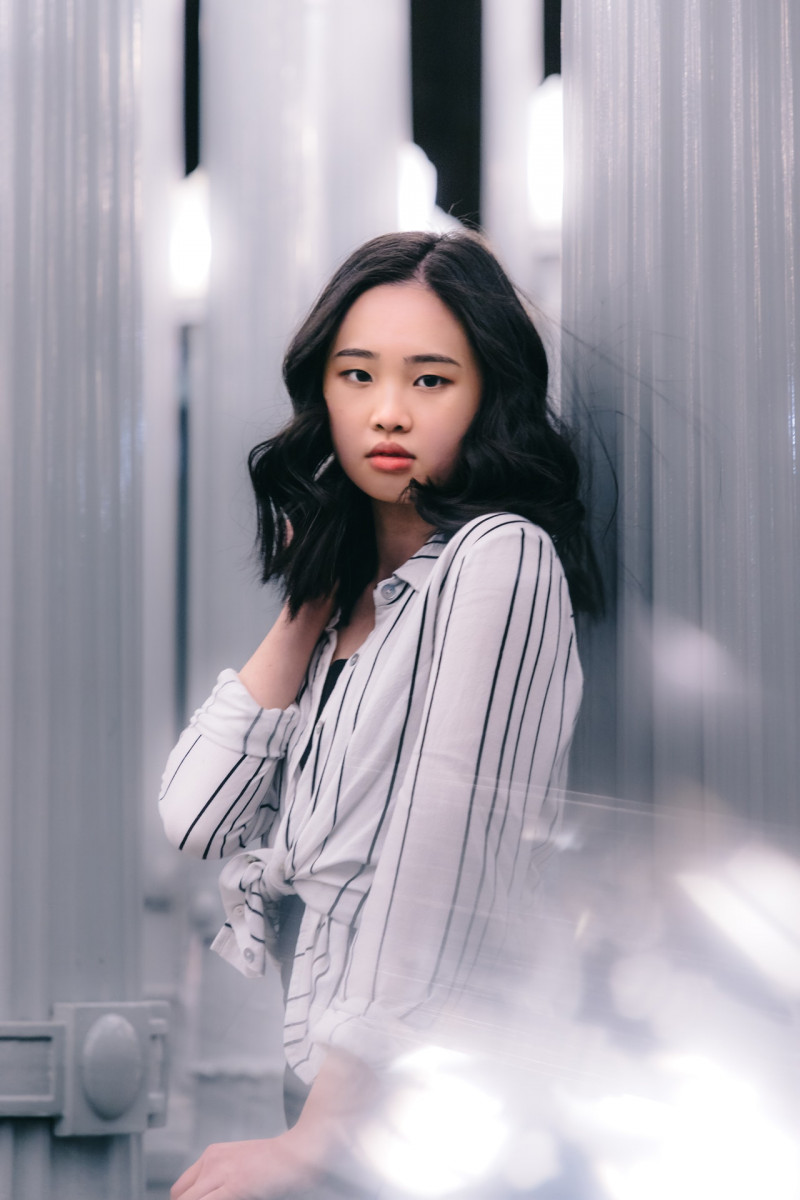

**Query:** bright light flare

left=576, top=1056, right=800, bottom=1200
left=649, top=610, right=749, bottom=704
left=397, top=143, right=461, bottom=234
left=356, top=1047, right=508, bottom=1196
left=170, top=168, right=211, bottom=305
left=677, top=844, right=800, bottom=995
left=527, top=75, right=563, bottom=229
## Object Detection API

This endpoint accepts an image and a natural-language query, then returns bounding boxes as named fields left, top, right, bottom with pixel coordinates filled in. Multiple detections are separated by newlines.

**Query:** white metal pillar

left=481, top=0, right=543, bottom=282
left=190, top=0, right=412, bottom=702
left=152, top=0, right=414, bottom=1173
left=562, top=0, right=800, bottom=825
left=0, top=1, right=158, bottom=1196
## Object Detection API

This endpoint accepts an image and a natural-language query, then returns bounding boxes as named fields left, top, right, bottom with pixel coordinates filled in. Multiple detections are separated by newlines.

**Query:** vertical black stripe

left=217, top=761, right=272, bottom=856
left=242, top=707, right=263, bottom=756
left=203, top=757, right=268, bottom=857
left=328, top=587, right=434, bottom=919
left=177, top=753, right=247, bottom=852
left=507, top=566, right=565, bottom=888
left=453, top=535, right=545, bottom=979
left=443, top=530, right=529, bottom=979
left=367, top=560, right=468, bottom=997
left=158, top=731, right=202, bottom=801
left=310, top=591, right=415, bottom=875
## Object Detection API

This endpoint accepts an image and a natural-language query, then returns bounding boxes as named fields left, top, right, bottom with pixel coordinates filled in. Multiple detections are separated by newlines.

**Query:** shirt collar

left=392, top=531, right=448, bottom=593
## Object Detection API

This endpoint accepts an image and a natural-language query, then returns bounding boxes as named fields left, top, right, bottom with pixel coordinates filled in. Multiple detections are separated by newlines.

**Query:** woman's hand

left=170, top=1131, right=315, bottom=1200
left=170, top=1051, right=378, bottom=1200
left=238, top=595, right=336, bottom=710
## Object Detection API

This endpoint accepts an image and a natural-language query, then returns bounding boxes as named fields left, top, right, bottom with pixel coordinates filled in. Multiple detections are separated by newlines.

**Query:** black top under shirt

left=296, top=656, right=347, bottom=772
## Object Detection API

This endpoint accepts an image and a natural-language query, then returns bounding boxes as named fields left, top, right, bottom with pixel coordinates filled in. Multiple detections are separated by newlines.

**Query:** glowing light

left=678, top=854, right=800, bottom=995
left=527, top=75, right=563, bottom=229
left=578, top=1057, right=800, bottom=1200
left=170, top=168, right=211, bottom=305
left=609, top=952, right=674, bottom=1021
left=357, top=1047, right=507, bottom=1196
left=502, top=1127, right=561, bottom=1192
left=649, top=610, right=749, bottom=703
left=397, top=142, right=462, bottom=233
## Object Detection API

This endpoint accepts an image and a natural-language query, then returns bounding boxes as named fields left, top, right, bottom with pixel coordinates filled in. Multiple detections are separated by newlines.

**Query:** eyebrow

left=332, top=348, right=462, bottom=367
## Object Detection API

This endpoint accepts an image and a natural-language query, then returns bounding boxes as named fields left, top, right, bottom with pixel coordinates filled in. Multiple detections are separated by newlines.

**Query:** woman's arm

left=159, top=598, right=334, bottom=859
left=169, top=1048, right=378, bottom=1199
left=311, top=520, right=582, bottom=1063
left=238, top=596, right=334, bottom=708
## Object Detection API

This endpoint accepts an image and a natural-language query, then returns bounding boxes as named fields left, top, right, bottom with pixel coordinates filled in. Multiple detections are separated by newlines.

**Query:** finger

left=172, top=1171, right=227, bottom=1200
left=170, top=1154, right=204, bottom=1199
left=174, top=1182, right=227, bottom=1200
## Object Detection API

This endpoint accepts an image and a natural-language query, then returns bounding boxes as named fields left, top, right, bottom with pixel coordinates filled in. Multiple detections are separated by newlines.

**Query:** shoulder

left=424, top=514, right=570, bottom=619
left=438, top=513, right=561, bottom=579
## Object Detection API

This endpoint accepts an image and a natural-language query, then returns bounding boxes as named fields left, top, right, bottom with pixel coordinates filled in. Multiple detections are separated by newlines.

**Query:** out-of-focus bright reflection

left=649, top=610, right=749, bottom=704
left=170, top=167, right=211, bottom=306
left=678, top=844, right=800, bottom=995
left=588, top=1055, right=800, bottom=1200
left=501, top=1126, right=561, bottom=1193
left=397, top=143, right=461, bottom=234
left=527, top=75, right=563, bottom=229
left=356, top=1046, right=507, bottom=1196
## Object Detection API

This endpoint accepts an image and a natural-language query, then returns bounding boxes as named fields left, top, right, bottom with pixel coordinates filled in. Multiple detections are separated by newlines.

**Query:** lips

left=367, top=442, right=416, bottom=473
left=368, top=442, right=414, bottom=460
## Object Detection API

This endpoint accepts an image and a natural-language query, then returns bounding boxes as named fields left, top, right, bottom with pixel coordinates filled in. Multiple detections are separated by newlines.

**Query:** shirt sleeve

left=158, top=668, right=300, bottom=859
left=310, top=520, right=582, bottom=1067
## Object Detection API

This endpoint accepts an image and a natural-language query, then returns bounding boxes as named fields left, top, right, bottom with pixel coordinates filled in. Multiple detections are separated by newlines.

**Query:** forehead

left=331, top=282, right=472, bottom=354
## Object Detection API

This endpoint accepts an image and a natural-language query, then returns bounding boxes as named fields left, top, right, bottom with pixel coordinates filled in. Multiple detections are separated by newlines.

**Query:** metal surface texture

left=562, top=0, right=799, bottom=827
left=0, top=1003, right=168, bottom=1135
left=481, top=0, right=543, bottom=283
left=0, top=0, right=145, bottom=1193
left=188, top=0, right=412, bottom=706
left=139, top=0, right=416, bottom=1179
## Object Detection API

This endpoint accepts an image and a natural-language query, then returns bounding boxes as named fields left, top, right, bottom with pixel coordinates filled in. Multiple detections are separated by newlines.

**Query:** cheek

left=426, top=429, right=468, bottom=478
left=326, top=406, right=357, bottom=468
left=432, top=401, right=479, bottom=463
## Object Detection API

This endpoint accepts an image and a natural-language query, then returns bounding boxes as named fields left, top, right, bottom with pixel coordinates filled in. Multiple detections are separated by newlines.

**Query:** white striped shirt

left=159, top=513, right=582, bottom=1083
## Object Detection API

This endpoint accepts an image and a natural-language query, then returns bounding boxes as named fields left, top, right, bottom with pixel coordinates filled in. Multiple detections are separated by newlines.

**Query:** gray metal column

left=0, top=1, right=155, bottom=1196
left=562, top=0, right=800, bottom=825
left=158, top=0, right=414, bottom=1170
left=191, top=0, right=412, bottom=702
left=481, top=0, right=543, bottom=283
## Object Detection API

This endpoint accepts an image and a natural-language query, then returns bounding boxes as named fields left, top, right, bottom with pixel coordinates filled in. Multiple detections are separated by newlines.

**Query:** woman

left=161, top=230, right=599, bottom=1198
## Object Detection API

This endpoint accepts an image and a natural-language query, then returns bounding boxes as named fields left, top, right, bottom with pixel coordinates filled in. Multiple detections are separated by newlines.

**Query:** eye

left=341, top=368, right=372, bottom=383
left=415, top=373, right=449, bottom=389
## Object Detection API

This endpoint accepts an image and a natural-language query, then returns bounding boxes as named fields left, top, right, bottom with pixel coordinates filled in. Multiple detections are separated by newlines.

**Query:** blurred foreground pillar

left=482, top=0, right=543, bottom=280
left=0, top=2, right=149, bottom=1197
left=155, top=0, right=414, bottom=1175
left=190, top=0, right=411, bottom=698
left=563, top=0, right=800, bottom=826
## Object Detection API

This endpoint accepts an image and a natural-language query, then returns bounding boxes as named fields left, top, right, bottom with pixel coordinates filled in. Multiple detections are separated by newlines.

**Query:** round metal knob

left=79, top=1014, right=144, bottom=1119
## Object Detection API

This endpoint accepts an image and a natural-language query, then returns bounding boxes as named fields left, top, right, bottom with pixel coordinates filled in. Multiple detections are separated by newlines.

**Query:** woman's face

left=322, top=282, right=482, bottom=505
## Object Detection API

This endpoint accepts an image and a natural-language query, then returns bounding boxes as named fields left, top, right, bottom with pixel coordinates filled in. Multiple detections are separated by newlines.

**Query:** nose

left=370, top=383, right=411, bottom=432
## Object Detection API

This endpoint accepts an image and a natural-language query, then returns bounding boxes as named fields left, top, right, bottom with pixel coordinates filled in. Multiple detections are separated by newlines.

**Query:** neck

left=371, top=500, right=434, bottom=579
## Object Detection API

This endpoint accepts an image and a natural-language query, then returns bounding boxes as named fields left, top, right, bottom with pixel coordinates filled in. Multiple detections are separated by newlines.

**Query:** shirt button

left=382, top=581, right=397, bottom=599
left=234, top=904, right=244, bottom=916
left=243, top=947, right=255, bottom=962
left=350, top=652, right=359, bottom=665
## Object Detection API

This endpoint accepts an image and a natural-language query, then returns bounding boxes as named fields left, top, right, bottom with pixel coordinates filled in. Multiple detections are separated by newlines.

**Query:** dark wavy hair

left=248, top=230, right=602, bottom=620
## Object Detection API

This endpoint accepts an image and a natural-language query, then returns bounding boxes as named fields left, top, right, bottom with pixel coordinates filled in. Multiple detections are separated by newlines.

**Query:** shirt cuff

left=309, top=1000, right=434, bottom=1075
left=191, top=668, right=299, bottom=757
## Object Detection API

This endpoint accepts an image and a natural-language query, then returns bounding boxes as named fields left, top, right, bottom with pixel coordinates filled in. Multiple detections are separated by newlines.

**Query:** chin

left=366, top=482, right=413, bottom=506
